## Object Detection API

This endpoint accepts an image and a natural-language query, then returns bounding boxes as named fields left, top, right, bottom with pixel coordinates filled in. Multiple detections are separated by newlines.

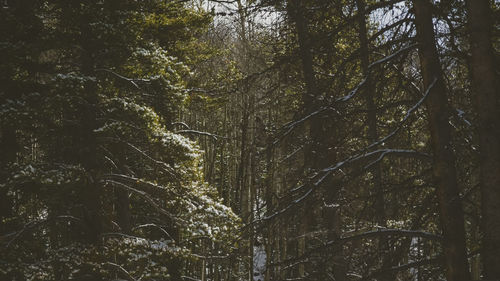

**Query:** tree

left=3, top=0, right=499, bottom=279
left=412, top=0, right=470, bottom=280
left=0, top=1, right=238, bottom=280
left=466, top=0, right=500, bottom=278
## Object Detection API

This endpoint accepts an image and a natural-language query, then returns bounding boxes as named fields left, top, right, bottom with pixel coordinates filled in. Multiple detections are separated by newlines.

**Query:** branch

left=273, top=107, right=333, bottom=146
left=368, top=43, right=417, bottom=70
left=272, top=44, right=417, bottom=144
left=100, top=137, right=179, bottom=180
left=361, top=256, right=442, bottom=280
left=181, top=276, right=202, bottom=281
left=261, top=149, right=429, bottom=223
left=171, top=122, right=190, bottom=130
left=269, top=228, right=441, bottom=272
left=369, top=16, right=412, bottom=43
left=335, top=77, right=367, bottom=102
left=340, top=228, right=442, bottom=242
left=189, top=253, right=231, bottom=260
left=175, top=129, right=226, bottom=140
left=366, top=76, right=437, bottom=151
left=2, top=215, right=82, bottom=247
left=132, top=224, right=174, bottom=240
left=105, top=262, right=137, bottom=281
left=103, top=179, right=184, bottom=225
left=96, top=68, right=151, bottom=90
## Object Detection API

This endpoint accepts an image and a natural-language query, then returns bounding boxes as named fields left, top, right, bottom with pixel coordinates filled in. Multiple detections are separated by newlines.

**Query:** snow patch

left=253, top=245, right=266, bottom=281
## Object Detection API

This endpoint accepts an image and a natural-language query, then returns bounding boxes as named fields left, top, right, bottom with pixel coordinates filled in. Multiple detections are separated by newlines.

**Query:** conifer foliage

left=2, top=0, right=500, bottom=281
left=0, top=1, right=238, bottom=280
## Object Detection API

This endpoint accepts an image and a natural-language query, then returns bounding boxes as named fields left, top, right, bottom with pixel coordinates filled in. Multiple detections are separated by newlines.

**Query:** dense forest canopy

left=0, top=0, right=499, bottom=280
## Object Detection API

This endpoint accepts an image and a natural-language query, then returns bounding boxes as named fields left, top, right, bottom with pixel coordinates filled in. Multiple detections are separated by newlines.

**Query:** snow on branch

left=175, top=129, right=226, bottom=140
left=334, top=43, right=417, bottom=103
left=366, top=76, right=437, bottom=151
left=260, top=148, right=429, bottom=223
left=336, top=77, right=367, bottom=102
left=272, top=44, right=419, bottom=146
left=103, top=179, right=184, bottom=225
left=369, top=16, right=412, bottom=43
left=96, top=68, right=151, bottom=90
left=361, top=256, right=442, bottom=281
left=367, top=43, right=417, bottom=70
left=273, top=107, right=333, bottom=146
left=271, top=229, right=441, bottom=273
left=2, top=215, right=82, bottom=248
left=171, top=122, right=191, bottom=130
left=132, top=224, right=174, bottom=240
left=104, top=262, right=137, bottom=281
left=101, top=137, right=180, bottom=180
left=181, top=276, right=202, bottom=281
left=340, top=228, right=442, bottom=242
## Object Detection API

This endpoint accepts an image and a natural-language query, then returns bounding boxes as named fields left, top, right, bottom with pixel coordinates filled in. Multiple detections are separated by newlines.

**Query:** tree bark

left=235, top=2, right=257, bottom=279
left=355, top=0, right=385, bottom=228
left=287, top=0, right=346, bottom=279
left=0, top=124, right=17, bottom=235
left=466, top=0, right=500, bottom=278
left=412, top=1, right=471, bottom=280
left=355, top=0, right=393, bottom=279
left=79, top=20, right=104, bottom=245
left=115, top=188, right=131, bottom=234
left=286, top=1, right=315, bottom=278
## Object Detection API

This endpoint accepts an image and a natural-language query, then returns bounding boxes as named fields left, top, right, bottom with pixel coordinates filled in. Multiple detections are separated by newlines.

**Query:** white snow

left=253, top=245, right=266, bottom=281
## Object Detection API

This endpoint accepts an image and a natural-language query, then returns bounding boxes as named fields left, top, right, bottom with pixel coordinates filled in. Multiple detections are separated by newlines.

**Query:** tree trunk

left=355, top=0, right=385, bottom=229
left=264, top=137, right=274, bottom=281
left=412, top=1, right=471, bottom=280
left=355, top=0, right=393, bottom=279
left=0, top=124, right=17, bottom=235
left=235, top=2, right=257, bottom=279
left=466, top=0, right=500, bottom=278
left=115, top=188, right=131, bottom=234
left=286, top=1, right=314, bottom=278
left=287, top=0, right=346, bottom=279
left=79, top=22, right=104, bottom=245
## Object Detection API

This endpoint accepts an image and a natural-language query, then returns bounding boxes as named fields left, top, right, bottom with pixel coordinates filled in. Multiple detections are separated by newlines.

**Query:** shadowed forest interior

left=1, top=0, right=499, bottom=280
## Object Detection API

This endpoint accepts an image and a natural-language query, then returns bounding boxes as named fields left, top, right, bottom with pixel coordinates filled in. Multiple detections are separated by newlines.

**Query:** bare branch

left=340, top=228, right=442, bottom=242
left=361, top=257, right=442, bottom=280
left=368, top=43, right=417, bottom=70
left=261, top=149, right=429, bottom=223
left=366, top=77, right=437, bottom=151
left=104, top=262, right=137, bottom=281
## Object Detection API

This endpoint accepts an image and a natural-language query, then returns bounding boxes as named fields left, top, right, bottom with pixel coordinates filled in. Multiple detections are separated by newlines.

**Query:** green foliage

left=0, top=1, right=239, bottom=280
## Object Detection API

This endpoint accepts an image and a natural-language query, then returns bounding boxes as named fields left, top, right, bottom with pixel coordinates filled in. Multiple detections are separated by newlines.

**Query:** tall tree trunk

left=113, top=144, right=132, bottom=234
left=412, top=1, right=470, bottom=280
left=115, top=188, right=131, bottom=234
left=0, top=124, right=17, bottom=235
left=354, top=0, right=385, bottom=229
left=236, top=2, right=257, bottom=279
left=286, top=1, right=315, bottom=278
left=466, top=0, right=500, bottom=278
left=287, top=0, right=346, bottom=279
left=355, top=0, right=392, bottom=279
left=79, top=22, right=104, bottom=245
left=247, top=96, right=257, bottom=281
left=264, top=128, right=275, bottom=281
